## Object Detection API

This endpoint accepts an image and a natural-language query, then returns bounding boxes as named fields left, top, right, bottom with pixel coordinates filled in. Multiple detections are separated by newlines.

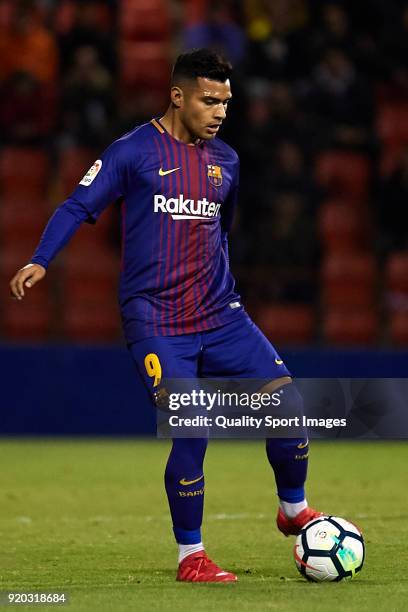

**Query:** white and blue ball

left=294, top=516, right=365, bottom=582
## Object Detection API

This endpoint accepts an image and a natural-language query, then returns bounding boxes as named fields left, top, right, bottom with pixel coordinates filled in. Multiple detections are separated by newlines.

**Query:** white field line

left=10, top=512, right=370, bottom=524
left=10, top=513, right=269, bottom=524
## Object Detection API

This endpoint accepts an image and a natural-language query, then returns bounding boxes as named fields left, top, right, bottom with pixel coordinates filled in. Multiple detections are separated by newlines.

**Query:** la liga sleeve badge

left=79, top=159, right=103, bottom=186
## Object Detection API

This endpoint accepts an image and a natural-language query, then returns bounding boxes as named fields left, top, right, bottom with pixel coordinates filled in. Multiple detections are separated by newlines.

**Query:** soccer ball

left=294, top=516, right=365, bottom=582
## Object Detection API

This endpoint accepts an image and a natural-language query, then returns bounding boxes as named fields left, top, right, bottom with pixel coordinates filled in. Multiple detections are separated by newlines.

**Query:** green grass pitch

left=1, top=439, right=407, bottom=611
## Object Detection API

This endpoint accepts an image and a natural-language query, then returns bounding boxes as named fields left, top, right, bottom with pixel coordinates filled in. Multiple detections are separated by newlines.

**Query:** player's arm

left=9, top=141, right=130, bottom=300
left=220, top=157, right=240, bottom=265
left=9, top=200, right=90, bottom=299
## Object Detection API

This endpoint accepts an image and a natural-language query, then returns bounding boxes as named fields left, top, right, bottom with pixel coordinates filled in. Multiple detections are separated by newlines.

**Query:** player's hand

left=9, top=263, right=46, bottom=300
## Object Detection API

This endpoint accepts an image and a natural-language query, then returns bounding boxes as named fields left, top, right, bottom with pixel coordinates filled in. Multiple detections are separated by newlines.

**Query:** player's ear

left=170, top=85, right=184, bottom=109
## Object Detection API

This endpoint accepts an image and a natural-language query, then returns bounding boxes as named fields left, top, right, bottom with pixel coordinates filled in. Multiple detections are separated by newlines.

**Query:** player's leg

left=128, top=336, right=237, bottom=582
left=201, top=316, right=323, bottom=536
left=165, top=436, right=207, bottom=557
left=262, top=384, right=323, bottom=535
left=165, top=436, right=236, bottom=582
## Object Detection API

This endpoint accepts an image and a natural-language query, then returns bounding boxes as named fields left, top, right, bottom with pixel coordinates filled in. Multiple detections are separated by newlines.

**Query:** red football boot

left=277, top=506, right=325, bottom=537
left=177, top=551, right=238, bottom=583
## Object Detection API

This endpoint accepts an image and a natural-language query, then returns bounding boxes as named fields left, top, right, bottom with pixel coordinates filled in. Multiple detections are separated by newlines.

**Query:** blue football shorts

left=128, top=314, right=291, bottom=404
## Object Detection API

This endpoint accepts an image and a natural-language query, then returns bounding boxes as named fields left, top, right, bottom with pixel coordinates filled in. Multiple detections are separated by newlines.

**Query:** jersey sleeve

left=30, top=137, right=138, bottom=268
left=30, top=200, right=91, bottom=269
left=68, top=138, right=134, bottom=224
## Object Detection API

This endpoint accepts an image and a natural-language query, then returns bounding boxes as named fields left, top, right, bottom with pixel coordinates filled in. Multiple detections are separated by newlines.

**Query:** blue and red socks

left=265, top=383, right=310, bottom=516
left=165, top=438, right=207, bottom=559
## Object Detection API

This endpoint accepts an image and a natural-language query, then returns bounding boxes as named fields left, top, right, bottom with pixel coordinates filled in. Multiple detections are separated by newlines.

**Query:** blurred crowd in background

left=1, top=0, right=408, bottom=346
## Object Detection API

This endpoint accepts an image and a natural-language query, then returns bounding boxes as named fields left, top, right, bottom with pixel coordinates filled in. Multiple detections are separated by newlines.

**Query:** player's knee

left=166, top=437, right=208, bottom=479
left=272, top=381, right=304, bottom=418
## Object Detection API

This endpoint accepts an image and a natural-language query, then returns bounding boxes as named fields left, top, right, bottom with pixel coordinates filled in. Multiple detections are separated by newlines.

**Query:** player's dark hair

left=172, top=48, right=232, bottom=84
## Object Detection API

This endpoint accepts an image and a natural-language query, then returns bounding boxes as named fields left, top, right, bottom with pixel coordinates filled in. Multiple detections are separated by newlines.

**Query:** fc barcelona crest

left=207, top=164, right=223, bottom=187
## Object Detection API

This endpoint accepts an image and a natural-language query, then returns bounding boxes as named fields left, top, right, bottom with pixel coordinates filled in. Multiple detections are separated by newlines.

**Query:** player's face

left=178, top=77, right=232, bottom=141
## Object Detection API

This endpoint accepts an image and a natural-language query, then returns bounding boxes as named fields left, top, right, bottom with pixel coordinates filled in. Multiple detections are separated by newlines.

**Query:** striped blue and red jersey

left=31, top=119, right=246, bottom=342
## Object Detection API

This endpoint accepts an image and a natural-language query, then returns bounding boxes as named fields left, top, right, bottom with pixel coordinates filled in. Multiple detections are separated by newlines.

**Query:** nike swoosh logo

left=159, top=167, right=180, bottom=176
left=275, top=358, right=284, bottom=365
left=297, top=440, right=309, bottom=449
left=179, top=475, right=204, bottom=486
left=216, top=572, right=229, bottom=576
